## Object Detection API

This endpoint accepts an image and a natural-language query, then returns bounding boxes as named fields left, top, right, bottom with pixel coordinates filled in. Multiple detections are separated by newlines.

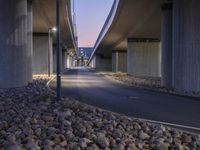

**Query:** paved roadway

left=50, top=67, right=200, bottom=134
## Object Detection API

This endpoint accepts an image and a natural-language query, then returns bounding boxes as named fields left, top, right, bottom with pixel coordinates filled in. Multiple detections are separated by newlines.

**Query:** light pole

left=48, top=27, right=57, bottom=77
left=56, top=0, right=61, bottom=101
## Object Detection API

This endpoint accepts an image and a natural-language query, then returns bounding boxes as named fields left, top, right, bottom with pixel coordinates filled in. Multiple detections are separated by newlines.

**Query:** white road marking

left=46, top=76, right=56, bottom=87
left=128, top=96, right=140, bottom=99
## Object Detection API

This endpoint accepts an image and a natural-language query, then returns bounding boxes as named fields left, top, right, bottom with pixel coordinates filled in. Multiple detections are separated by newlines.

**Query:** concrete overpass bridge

left=89, top=0, right=200, bottom=93
left=0, top=0, right=77, bottom=88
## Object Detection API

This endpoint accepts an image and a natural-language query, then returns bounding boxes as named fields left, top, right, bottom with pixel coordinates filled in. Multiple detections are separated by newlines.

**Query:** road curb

left=101, top=73, right=200, bottom=101
left=46, top=76, right=56, bottom=88
left=136, top=117, right=200, bottom=135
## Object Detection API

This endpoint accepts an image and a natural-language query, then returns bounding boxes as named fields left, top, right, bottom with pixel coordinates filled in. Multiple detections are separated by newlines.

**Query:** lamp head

left=52, top=27, right=57, bottom=32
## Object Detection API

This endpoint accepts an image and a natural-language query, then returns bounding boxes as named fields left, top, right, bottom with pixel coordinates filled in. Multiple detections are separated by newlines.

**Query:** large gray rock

left=96, top=133, right=109, bottom=148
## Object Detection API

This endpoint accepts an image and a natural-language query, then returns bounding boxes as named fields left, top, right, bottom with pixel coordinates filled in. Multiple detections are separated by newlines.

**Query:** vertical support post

left=48, top=29, right=51, bottom=77
left=172, top=0, right=200, bottom=91
left=161, top=2, right=173, bottom=88
left=56, top=0, right=61, bottom=100
left=116, top=52, right=118, bottom=72
left=0, top=0, right=33, bottom=88
left=27, top=0, right=33, bottom=82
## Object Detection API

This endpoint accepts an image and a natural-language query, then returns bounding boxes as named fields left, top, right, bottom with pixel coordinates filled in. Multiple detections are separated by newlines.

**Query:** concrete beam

left=127, top=38, right=161, bottom=77
left=0, top=0, right=32, bottom=88
left=172, top=0, right=200, bottom=92
left=112, top=50, right=127, bottom=72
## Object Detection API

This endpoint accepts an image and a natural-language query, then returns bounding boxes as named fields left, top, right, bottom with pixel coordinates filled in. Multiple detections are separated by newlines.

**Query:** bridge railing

left=88, top=0, right=120, bottom=64
left=66, top=0, right=78, bottom=54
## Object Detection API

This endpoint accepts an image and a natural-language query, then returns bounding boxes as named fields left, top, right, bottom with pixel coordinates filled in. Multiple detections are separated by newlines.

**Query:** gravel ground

left=101, top=72, right=200, bottom=99
left=0, top=77, right=200, bottom=150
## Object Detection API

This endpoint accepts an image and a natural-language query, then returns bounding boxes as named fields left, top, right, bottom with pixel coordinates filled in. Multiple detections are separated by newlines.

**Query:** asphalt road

left=50, top=67, right=200, bottom=133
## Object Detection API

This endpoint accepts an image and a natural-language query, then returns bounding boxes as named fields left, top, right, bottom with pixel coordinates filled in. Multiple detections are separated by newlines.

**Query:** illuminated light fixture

left=52, top=27, right=57, bottom=32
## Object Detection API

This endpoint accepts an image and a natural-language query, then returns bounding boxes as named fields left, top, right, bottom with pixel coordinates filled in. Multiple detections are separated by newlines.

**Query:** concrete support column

left=27, top=0, right=33, bottom=82
left=127, top=39, right=161, bottom=77
left=72, top=57, right=76, bottom=67
left=71, top=56, right=75, bottom=67
left=0, top=0, right=32, bottom=88
left=53, top=45, right=56, bottom=73
left=69, top=56, right=72, bottom=68
left=161, top=2, right=173, bottom=88
left=67, top=55, right=74, bottom=68
left=62, top=51, right=67, bottom=71
left=90, top=56, right=96, bottom=68
left=112, top=50, right=127, bottom=72
left=33, top=34, right=53, bottom=74
left=173, top=0, right=200, bottom=92
left=66, top=54, right=71, bottom=68
left=95, top=54, right=112, bottom=71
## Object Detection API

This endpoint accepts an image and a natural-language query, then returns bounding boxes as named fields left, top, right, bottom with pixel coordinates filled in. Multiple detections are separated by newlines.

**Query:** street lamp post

left=56, top=0, right=61, bottom=101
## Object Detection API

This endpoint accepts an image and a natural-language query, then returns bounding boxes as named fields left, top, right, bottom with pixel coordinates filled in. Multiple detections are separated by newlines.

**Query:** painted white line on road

left=46, top=76, right=56, bottom=87
left=136, top=117, right=200, bottom=133
left=46, top=68, right=71, bottom=88
left=128, top=96, right=140, bottom=99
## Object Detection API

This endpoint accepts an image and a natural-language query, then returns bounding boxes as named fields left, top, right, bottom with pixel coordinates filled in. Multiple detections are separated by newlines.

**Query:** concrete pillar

left=90, top=56, right=96, bottom=68
left=66, top=54, right=73, bottom=68
left=161, top=2, right=173, bottom=88
left=53, top=45, right=56, bottom=73
left=66, top=54, right=70, bottom=68
left=0, top=0, right=33, bottom=88
left=70, top=56, right=75, bottom=67
left=62, top=51, right=67, bottom=70
left=112, top=50, right=127, bottom=72
left=95, top=54, right=112, bottom=71
left=27, top=0, right=33, bottom=82
left=173, top=0, right=200, bottom=92
left=33, top=34, right=53, bottom=74
left=73, top=57, right=76, bottom=67
left=127, top=39, right=161, bottom=77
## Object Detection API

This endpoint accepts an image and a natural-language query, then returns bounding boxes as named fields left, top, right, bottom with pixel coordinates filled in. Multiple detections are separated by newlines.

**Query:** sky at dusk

left=74, top=0, right=114, bottom=47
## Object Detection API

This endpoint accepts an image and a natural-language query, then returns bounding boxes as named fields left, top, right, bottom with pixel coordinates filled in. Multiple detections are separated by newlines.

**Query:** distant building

left=77, top=47, right=94, bottom=66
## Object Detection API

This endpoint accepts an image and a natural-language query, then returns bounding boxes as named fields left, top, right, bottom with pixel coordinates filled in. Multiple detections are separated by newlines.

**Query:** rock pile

left=0, top=78, right=199, bottom=149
